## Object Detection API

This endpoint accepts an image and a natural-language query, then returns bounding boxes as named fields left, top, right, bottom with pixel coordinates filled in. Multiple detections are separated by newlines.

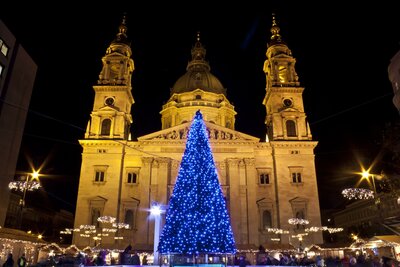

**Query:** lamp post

left=361, top=170, right=384, bottom=233
left=150, top=203, right=163, bottom=266
left=8, top=171, right=40, bottom=229
left=361, top=170, right=383, bottom=203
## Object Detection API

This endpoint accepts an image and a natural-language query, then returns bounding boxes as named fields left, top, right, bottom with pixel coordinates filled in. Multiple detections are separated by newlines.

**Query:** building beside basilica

left=73, top=15, right=323, bottom=250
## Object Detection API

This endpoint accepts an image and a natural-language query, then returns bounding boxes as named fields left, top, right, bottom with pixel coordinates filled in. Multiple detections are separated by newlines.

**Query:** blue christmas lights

left=158, top=110, right=237, bottom=254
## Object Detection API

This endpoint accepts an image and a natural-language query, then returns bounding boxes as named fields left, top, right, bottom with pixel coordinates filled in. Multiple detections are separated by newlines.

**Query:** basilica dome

left=171, top=68, right=226, bottom=95
left=170, top=36, right=226, bottom=96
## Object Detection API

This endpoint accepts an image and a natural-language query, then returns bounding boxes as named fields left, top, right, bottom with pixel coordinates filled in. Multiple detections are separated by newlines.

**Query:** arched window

left=124, top=209, right=134, bottom=229
left=101, top=119, right=111, bottom=135
left=286, top=120, right=296, bottom=137
left=262, top=210, right=272, bottom=230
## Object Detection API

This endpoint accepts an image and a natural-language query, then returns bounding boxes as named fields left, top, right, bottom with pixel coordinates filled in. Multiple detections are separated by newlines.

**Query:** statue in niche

left=182, top=128, right=188, bottom=139
left=210, top=129, right=217, bottom=139
left=167, top=130, right=178, bottom=139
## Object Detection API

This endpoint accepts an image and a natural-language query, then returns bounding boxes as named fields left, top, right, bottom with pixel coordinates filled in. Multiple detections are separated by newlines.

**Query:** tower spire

left=269, top=13, right=284, bottom=46
left=262, top=13, right=310, bottom=141
left=187, top=31, right=210, bottom=71
left=87, top=15, right=135, bottom=140
left=113, top=13, right=129, bottom=45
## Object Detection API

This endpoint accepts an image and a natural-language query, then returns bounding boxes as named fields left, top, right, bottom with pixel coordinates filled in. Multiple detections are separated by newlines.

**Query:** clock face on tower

left=105, top=97, right=115, bottom=106
left=283, top=98, right=293, bottom=107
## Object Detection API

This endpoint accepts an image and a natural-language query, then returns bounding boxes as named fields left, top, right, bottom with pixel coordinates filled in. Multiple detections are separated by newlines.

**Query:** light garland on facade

left=102, top=228, right=117, bottom=233
left=112, top=222, right=129, bottom=229
left=60, top=228, right=80, bottom=234
left=266, top=228, right=289, bottom=234
left=79, top=225, right=96, bottom=230
left=8, top=181, right=40, bottom=192
left=327, top=227, right=344, bottom=234
left=288, top=218, right=309, bottom=225
left=305, top=226, right=328, bottom=232
left=341, top=188, right=374, bottom=200
left=97, top=233, right=109, bottom=237
left=97, top=216, right=116, bottom=223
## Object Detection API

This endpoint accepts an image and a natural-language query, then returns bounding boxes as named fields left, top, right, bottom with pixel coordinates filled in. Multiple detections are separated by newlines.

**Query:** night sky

left=1, top=3, right=400, bottom=213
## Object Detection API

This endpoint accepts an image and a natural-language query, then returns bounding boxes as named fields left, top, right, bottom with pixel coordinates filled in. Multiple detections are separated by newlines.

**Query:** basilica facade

left=72, top=15, right=323, bottom=250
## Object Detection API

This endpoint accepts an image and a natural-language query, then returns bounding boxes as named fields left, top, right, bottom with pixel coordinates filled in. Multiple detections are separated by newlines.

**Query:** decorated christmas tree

left=158, top=110, right=236, bottom=254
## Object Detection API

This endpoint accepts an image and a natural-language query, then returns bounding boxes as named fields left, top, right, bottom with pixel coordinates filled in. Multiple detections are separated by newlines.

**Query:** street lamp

left=360, top=170, right=385, bottom=234
left=8, top=171, right=40, bottom=229
left=150, top=203, right=164, bottom=266
left=361, top=170, right=383, bottom=203
left=341, top=169, right=383, bottom=201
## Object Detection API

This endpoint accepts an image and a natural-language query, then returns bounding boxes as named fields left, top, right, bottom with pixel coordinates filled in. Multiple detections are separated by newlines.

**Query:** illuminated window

left=95, top=171, right=105, bottom=182
left=292, top=172, right=302, bottom=183
left=259, top=173, right=270, bottom=185
left=127, top=172, right=137, bottom=184
left=263, top=210, right=272, bottom=229
left=289, top=166, right=303, bottom=184
left=101, top=119, right=111, bottom=135
left=286, top=120, right=296, bottom=136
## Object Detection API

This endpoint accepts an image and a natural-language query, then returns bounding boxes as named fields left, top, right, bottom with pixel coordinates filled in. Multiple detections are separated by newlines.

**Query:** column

left=226, top=158, right=241, bottom=244
left=140, top=157, right=154, bottom=244
left=244, top=158, right=258, bottom=246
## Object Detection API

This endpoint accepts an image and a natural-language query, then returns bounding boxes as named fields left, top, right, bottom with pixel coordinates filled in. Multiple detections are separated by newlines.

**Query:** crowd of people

left=249, top=252, right=399, bottom=267
left=2, top=253, right=27, bottom=267
left=2, top=250, right=399, bottom=267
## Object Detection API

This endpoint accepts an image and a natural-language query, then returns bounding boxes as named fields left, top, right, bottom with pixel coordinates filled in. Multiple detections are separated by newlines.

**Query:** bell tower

left=85, top=15, right=135, bottom=140
left=262, top=14, right=312, bottom=141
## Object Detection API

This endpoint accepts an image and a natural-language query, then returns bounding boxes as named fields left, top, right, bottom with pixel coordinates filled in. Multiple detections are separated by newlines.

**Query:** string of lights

left=327, top=227, right=344, bottom=234
left=266, top=228, right=290, bottom=234
left=97, top=216, right=116, bottom=224
left=304, top=226, right=328, bottom=232
left=112, top=222, right=129, bottom=229
left=288, top=218, right=309, bottom=225
left=8, top=180, right=40, bottom=192
left=341, top=188, right=374, bottom=200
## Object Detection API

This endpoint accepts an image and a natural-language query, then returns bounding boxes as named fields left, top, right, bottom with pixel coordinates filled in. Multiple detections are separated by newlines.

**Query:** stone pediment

left=137, top=121, right=259, bottom=142
left=98, top=105, right=120, bottom=112
left=280, top=106, right=299, bottom=112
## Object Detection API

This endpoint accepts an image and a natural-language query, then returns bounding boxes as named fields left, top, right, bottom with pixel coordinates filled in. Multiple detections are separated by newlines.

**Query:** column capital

left=141, top=157, right=154, bottom=164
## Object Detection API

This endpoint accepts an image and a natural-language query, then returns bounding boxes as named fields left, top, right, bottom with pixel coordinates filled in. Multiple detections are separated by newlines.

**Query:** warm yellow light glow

left=278, top=65, right=287, bottom=83
left=361, top=171, right=370, bottom=179
left=37, top=234, right=42, bottom=239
